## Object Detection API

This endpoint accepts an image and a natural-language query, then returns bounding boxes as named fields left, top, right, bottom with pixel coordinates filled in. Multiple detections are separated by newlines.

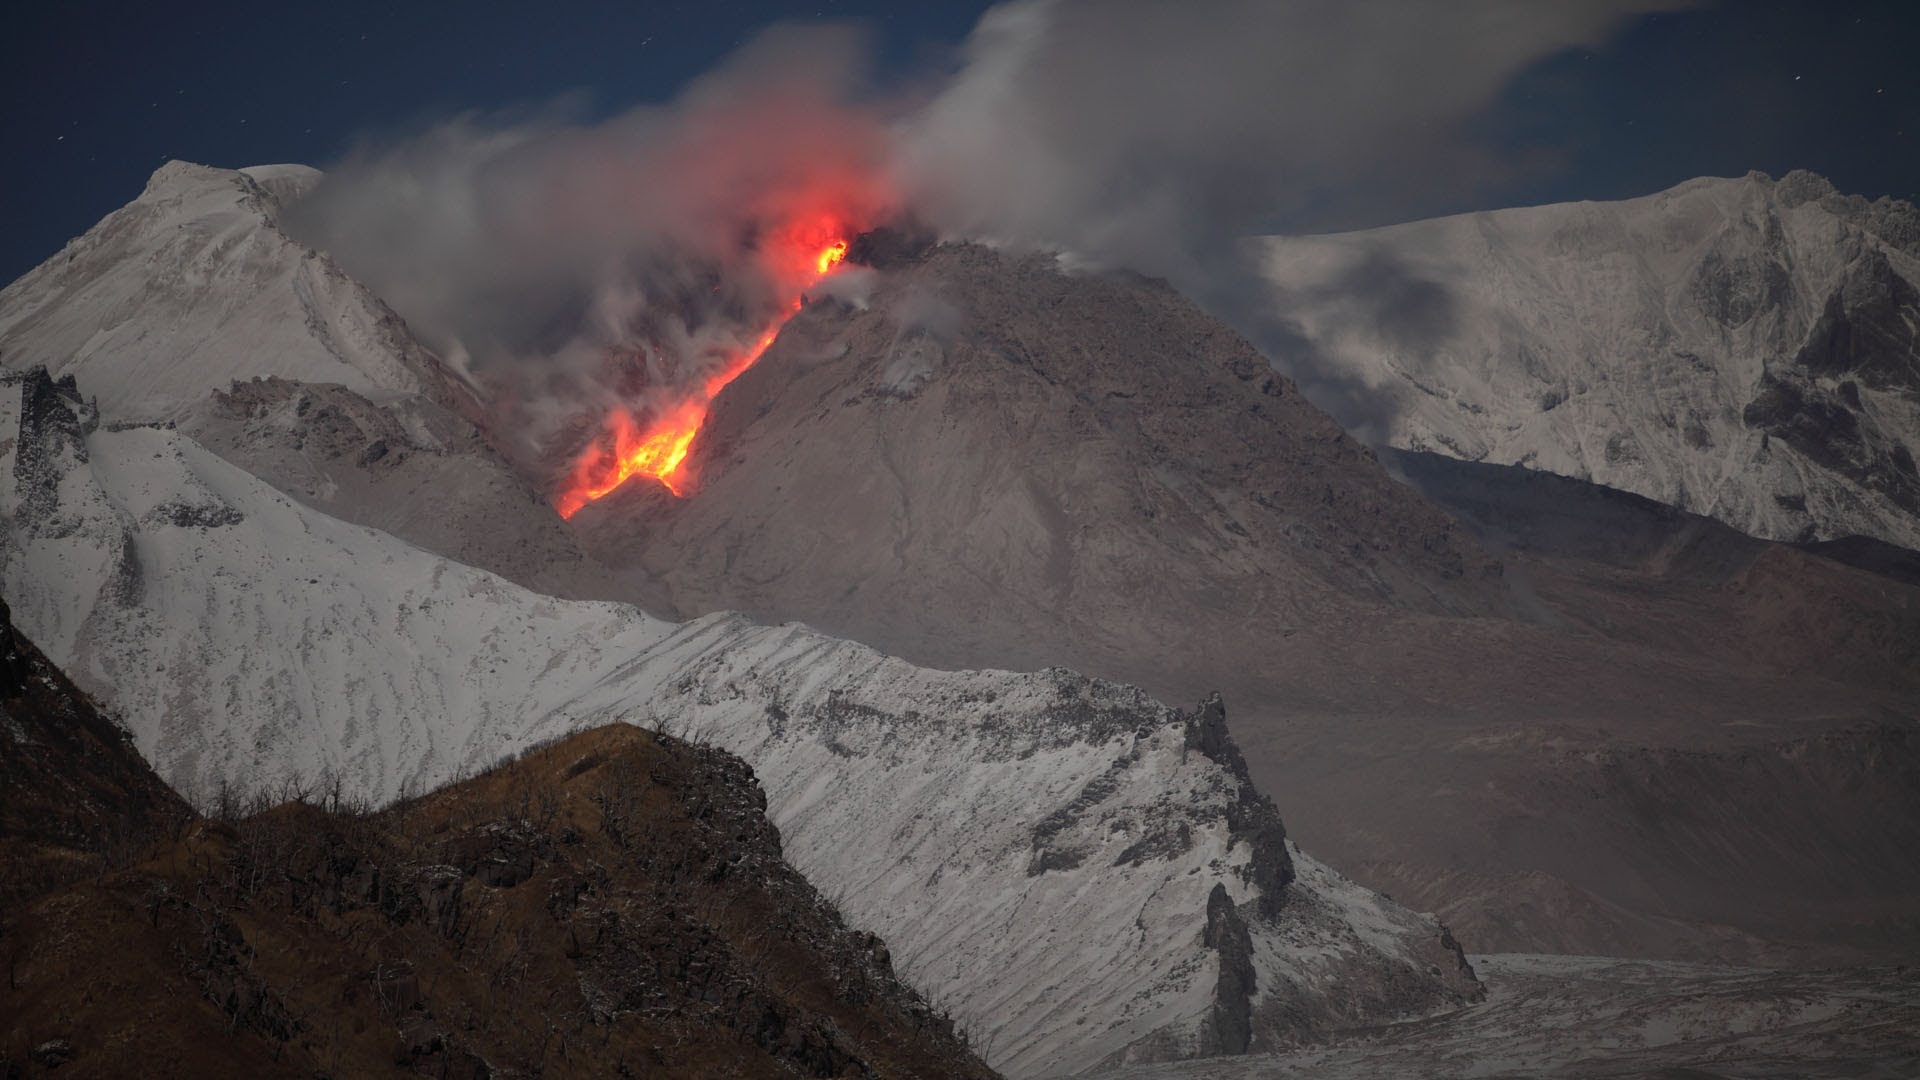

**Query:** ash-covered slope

left=0, top=368, right=1480, bottom=1077
left=1272, top=455, right=1920, bottom=964
left=575, top=237, right=1506, bottom=692
left=1259, top=169, right=1920, bottom=552
left=0, top=162, right=613, bottom=602
left=3, top=723, right=995, bottom=1079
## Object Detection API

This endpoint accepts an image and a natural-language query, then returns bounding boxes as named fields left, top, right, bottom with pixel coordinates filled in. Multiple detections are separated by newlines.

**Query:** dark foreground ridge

left=0, top=595, right=192, bottom=909
left=0, top=602, right=992, bottom=1078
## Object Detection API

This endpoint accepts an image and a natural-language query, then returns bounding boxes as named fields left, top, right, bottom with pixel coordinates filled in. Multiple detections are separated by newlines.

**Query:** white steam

left=282, top=24, right=894, bottom=467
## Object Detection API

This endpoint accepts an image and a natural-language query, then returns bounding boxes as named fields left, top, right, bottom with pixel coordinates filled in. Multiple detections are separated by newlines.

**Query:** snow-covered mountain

left=1259, top=170, right=1920, bottom=552
left=0, top=161, right=617, bottom=603
left=0, top=367, right=1479, bottom=1076
left=0, top=162, right=451, bottom=424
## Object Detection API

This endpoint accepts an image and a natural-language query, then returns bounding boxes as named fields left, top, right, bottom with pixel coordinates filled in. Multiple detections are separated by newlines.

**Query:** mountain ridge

left=1259, top=168, right=1920, bottom=552
left=0, top=596, right=996, bottom=1077
left=0, top=364, right=1483, bottom=1076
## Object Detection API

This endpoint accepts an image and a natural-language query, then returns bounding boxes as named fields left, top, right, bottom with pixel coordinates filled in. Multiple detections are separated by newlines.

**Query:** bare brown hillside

left=1, top=618, right=992, bottom=1080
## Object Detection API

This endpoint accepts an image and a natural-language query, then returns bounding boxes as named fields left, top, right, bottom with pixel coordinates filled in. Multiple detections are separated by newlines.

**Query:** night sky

left=3, top=0, right=1915, bottom=285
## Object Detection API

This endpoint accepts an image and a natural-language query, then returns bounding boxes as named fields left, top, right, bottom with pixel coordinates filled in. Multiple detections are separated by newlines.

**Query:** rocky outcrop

left=1743, top=372, right=1920, bottom=516
left=185, top=377, right=622, bottom=604
left=1201, top=883, right=1257, bottom=1055
left=1, top=720, right=997, bottom=1078
left=10, top=368, right=94, bottom=523
left=1777, top=167, right=1920, bottom=256
left=1791, top=248, right=1920, bottom=392
left=1186, top=693, right=1293, bottom=916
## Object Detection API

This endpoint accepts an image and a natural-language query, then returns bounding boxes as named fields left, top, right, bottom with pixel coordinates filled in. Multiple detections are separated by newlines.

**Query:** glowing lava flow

left=555, top=232, right=849, bottom=519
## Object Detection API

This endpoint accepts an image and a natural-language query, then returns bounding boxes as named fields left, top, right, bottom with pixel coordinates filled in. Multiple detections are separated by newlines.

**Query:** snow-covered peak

left=0, top=159, right=442, bottom=424
left=138, top=158, right=232, bottom=197
left=238, top=162, right=326, bottom=208
left=1259, top=171, right=1920, bottom=550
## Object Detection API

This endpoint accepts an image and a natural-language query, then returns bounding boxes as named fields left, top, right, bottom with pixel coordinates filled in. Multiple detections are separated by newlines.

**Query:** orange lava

left=555, top=221, right=849, bottom=519
left=815, top=239, right=849, bottom=276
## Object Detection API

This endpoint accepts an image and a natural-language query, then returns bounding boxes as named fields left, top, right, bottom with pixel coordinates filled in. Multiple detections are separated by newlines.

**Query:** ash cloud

left=898, top=0, right=1684, bottom=273
left=1247, top=249, right=1463, bottom=440
left=282, top=23, right=896, bottom=469
left=285, top=1, right=1686, bottom=465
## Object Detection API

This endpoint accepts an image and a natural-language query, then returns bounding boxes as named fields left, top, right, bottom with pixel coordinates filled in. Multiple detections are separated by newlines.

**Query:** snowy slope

left=0, top=161, right=625, bottom=604
left=0, top=161, right=441, bottom=423
left=1259, top=170, right=1920, bottom=551
left=0, top=368, right=1478, bottom=1077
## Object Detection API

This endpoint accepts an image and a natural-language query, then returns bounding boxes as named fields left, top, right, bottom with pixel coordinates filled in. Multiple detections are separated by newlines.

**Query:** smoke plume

left=285, top=0, right=1685, bottom=478
left=283, top=23, right=895, bottom=470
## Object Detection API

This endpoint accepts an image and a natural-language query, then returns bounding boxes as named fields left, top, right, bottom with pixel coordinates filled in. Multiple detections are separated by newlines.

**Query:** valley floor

left=1087, top=955, right=1920, bottom=1080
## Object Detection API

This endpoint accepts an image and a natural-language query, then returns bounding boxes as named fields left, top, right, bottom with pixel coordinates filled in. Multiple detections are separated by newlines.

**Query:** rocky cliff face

left=1259, top=169, right=1920, bottom=552
left=183, top=377, right=619, bottom=603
